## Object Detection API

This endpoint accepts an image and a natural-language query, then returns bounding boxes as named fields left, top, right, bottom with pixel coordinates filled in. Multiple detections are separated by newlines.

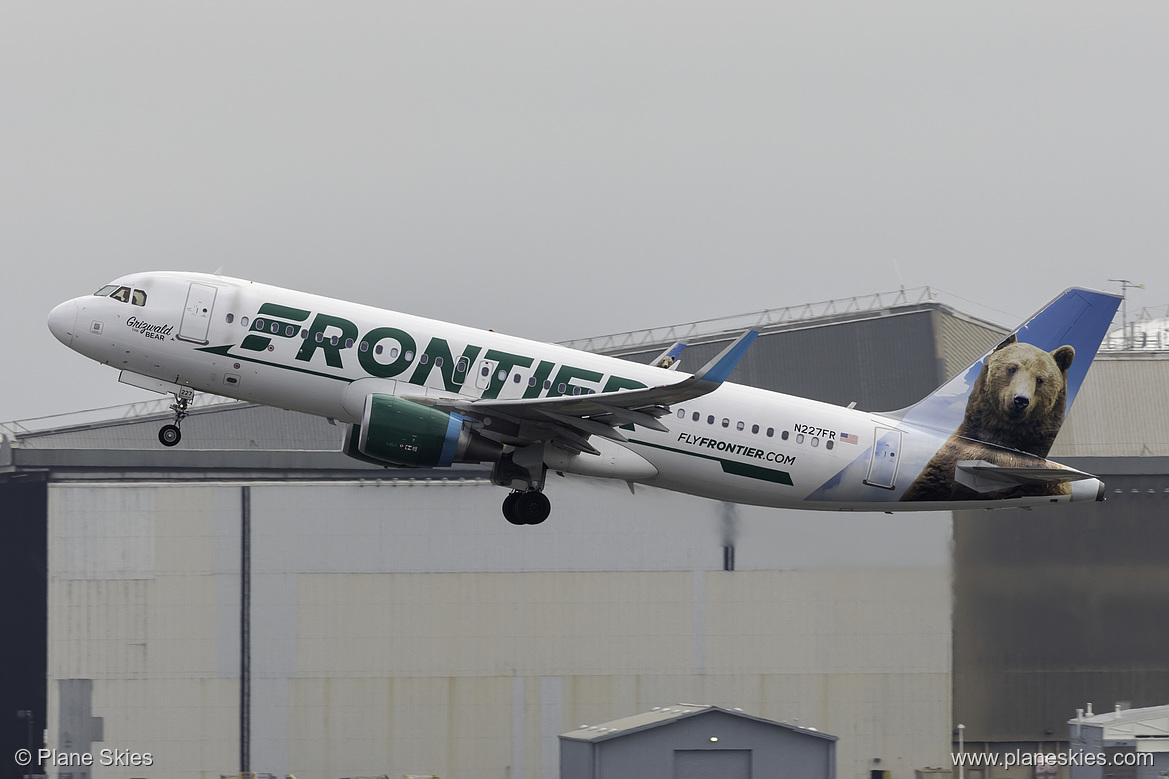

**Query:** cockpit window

left=131, top=289, right=147, bottom=306
left=94, top=285, right=118, bottom=297
left=110, top=286, right=132, bottom=303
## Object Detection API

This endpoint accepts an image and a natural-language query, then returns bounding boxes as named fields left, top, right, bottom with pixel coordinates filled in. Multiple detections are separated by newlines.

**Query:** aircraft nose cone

left=48, top=299, right=79, bottom=347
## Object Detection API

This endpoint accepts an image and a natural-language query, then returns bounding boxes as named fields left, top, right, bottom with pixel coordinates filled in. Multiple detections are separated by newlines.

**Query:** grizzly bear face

left=958, top=334, right=1075, bottom=456
left=984, top=338, right=1074, bottom=425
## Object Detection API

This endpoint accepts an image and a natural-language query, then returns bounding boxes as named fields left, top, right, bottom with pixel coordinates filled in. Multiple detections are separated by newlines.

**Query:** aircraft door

left=177, top=283, right=217, bottom=344
left=864, top=426, right=902, bottom=489
left=474, top=359, right=497, bottom=391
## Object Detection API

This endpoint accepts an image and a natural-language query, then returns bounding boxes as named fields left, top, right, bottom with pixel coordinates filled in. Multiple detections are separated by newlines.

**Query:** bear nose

left=1014, top=394, right=1030, bottom=409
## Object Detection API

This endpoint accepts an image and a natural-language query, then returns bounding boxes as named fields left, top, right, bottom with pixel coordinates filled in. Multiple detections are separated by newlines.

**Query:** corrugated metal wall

left=953, top=468, right=1169, bottom=743
left=47, top=478, right=951, bottom=779
left=611, top=306, right=1002, bottom=412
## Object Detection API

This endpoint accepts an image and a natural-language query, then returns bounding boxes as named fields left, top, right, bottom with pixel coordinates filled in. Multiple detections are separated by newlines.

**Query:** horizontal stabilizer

left=954, top=459, right=1096, bottom=493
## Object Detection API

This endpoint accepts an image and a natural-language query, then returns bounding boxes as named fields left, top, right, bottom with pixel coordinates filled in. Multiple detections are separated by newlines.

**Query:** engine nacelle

left=343, top=393, right=502, bottom=468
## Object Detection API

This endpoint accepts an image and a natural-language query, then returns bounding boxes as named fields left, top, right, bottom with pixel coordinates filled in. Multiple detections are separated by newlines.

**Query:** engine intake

left=344, top=393, right=502, bottom=468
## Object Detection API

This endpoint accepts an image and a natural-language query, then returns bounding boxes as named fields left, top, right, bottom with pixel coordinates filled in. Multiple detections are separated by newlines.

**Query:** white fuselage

left=47, top=271, right=1102, bottom=512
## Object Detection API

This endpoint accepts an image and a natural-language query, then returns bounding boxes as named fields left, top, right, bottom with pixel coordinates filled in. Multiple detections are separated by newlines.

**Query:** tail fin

left=891, top=287, right=1121, bottom=450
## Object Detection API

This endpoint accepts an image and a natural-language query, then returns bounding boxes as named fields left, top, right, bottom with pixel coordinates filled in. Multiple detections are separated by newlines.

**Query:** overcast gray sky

left=3, top=2, right=1168, bottom=423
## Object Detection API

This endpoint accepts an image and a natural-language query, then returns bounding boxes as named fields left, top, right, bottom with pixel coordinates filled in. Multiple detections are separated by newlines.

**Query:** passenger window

left=271, top=322, right=280, bottom=334
left=557, top=383, right=567, bottom=393
left=360, top=341, right=368, bottom=352
left=287, top=325, right=297, bottom=337
left=543, top=380, right=552, bottom=390
left=796, top=434, right=805, bottom=444
left=826, top=440, right=834, bottom=450
left=300, top=329, right=308, bottom=339
left=707, top=415, right=714, bottom=425
left=404, top=350, right=413, bottom=361
left=330, top=335, right=339, bottom=346
left=315, top=332, right=324, bottom=343
left=94, top=285, right=118, bottom=297
left=692, top=412, right=700, bottom=422
left=390, top=348, right=399, bottom=359
left=434, top=356, right=443, bottom=367
left=751, top=424, right=759, bottom=434
left=375, top=344, right=383, bottom=355
left=528, top=377, right=537, bottom=387
left=241, top=317, right=249, bottom=328
left=498, top=370, right=507, bottom=381
left=721, top=418, right=729, bottom=428
left=766, top=428, right=774, bottom=437
left=419, top=353, right=429, bottom=364
left=811, top=437, right=819, bottom=447
left=781, top=430, right=789, bottom=440
left=111, top=286, right=131, bottom=303
left=736, top=421, right=745, bottom=431
left=513, top=373, right=521, bottom=383
left=457, top=358, right=469, bottom=373
left=225, top=313, right=235, bottom=324
left=677, top=409, right=685, bottom=418
left=131, top=289, right=147, bottom=306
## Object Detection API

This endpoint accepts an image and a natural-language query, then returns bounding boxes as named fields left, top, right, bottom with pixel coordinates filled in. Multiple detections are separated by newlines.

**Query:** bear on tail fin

left=900, top=334, right=1074, bottom=502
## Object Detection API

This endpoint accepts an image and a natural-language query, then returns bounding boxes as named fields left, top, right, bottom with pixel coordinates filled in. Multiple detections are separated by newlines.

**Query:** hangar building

left=2, top=286, right=1166, bottom=779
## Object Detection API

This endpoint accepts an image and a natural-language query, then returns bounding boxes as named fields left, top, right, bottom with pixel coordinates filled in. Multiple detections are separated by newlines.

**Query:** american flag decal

left=840, top=432, right=859, bottom=444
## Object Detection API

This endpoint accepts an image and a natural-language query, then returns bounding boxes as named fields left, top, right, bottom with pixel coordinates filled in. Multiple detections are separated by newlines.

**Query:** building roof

left=559, top=704, right=837, bottom=743
left=1070, top=704, right=1169, bottom=737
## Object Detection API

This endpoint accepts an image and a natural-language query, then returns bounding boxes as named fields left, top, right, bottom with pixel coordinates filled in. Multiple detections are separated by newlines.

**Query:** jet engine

left=343, top=393, right=502, bottom=468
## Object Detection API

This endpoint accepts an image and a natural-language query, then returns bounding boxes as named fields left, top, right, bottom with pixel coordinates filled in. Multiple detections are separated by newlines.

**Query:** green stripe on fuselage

left=630, top=439, right=794, bottom=486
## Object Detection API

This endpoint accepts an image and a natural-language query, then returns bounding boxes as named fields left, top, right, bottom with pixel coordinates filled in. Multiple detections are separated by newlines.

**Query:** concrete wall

left=47, top=477, right=951, bottom=779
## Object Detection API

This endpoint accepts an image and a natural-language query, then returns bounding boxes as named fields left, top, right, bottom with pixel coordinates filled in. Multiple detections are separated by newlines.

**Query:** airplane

left=47, top=273, right=1121, bottom=525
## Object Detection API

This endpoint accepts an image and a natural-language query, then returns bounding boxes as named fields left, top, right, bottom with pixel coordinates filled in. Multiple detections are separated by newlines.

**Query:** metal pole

left=240, top=485, right=251, bottom=776
left=958, top=722, right=965, bottom=779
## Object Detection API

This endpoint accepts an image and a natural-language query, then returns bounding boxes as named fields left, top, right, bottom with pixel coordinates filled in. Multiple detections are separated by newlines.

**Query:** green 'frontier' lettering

left=358, top=327, right=417, bottom=378
left=478, top=350, right=534, bottom=399
left=408, top=337, right=483, bottom=392
left=548, top=365, right=604, bottom=397
left=295, top=314, right=359, bottom=368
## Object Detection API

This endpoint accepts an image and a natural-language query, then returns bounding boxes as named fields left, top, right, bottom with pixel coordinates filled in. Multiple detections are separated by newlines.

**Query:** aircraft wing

left=414, top=330, right=757, bottom=455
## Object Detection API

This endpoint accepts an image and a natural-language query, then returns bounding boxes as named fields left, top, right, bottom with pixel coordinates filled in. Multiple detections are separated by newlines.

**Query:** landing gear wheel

left=158, top=424, right=182, bottom=447
left=515, top=491, right=551, bottom=525
left=502, top=492, right=524, bottom=525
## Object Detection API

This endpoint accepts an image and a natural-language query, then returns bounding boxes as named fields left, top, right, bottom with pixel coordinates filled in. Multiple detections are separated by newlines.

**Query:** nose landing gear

left=158, top=394, right=190, bottom=447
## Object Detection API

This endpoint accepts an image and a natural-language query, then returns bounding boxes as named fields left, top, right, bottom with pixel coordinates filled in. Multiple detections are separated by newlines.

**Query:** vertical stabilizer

left=892, top=287, right=1121, bottom=449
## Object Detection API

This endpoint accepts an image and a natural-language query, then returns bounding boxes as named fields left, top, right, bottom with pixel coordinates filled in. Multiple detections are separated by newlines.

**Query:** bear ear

left=1052, top=345, right=1075, bottom=373
left=994, top=333, right=1018, bottom=352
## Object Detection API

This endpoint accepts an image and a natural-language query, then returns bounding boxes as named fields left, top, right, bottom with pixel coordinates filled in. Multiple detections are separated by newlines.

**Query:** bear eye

left=1007, top=366, right=1017, bottom=375
left=1036, top=377, right=1044, bottom=386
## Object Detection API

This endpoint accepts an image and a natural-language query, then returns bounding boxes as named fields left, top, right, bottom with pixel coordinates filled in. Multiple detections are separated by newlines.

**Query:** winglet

left=692, top=330, right=759, bottom=384
left=652, top=341, right=687, bottom=370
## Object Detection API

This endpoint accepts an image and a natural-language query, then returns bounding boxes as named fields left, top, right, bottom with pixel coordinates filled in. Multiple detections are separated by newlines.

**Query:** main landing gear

left=158, top=395, right=190, bottom=447
left=493, top=446, right=551, bottom=525
left=502, top=490, right=551, bottom=525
